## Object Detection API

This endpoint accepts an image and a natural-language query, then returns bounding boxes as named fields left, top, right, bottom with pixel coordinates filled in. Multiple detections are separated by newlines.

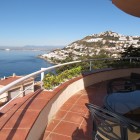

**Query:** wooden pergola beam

left=112, top=0, right=140, bottom=17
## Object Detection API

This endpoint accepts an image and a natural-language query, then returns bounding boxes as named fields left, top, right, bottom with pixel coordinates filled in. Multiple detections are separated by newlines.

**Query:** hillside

left=40, top=31, right=140, bottom=63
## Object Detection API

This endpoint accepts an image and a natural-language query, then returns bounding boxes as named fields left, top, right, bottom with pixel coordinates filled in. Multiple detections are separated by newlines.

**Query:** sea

left=0, top=50, right=53, bottom=79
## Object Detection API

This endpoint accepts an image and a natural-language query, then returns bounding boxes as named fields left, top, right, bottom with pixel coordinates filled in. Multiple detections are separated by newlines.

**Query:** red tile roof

left=0, top=76, right=22, bottom=86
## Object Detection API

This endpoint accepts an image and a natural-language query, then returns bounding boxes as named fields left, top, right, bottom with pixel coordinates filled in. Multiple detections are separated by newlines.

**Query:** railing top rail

left=87, top=57, right=140, bottom=61
left=0, top=57, right=140, bottom=95
left=0, top=60, right=81, bottom=95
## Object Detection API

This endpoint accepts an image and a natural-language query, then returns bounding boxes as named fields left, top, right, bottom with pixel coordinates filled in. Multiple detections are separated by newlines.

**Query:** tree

left=121, top=45, right=140, bottom=58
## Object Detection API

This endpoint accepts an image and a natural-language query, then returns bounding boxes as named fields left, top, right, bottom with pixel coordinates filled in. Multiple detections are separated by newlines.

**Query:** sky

left=0, top=0, right=139, bottom=47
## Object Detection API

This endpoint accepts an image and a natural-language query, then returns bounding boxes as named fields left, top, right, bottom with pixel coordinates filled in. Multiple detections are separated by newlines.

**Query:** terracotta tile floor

left=0, top=81, right=107, bottom=140
left=0, top=89, right=52, bottom=140
left=42, top=82, right=107, bottom=140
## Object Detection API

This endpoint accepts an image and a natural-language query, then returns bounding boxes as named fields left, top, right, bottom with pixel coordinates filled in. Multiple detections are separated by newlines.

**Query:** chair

left=130, top=73, right=140, bottom=90
left=107, top=78, right=136, bottom=94
left=85, top=103, right=140, bottom=140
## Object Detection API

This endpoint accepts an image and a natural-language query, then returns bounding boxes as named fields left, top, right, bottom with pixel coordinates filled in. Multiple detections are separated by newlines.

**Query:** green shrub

left=43, top=66, right=82, bottom=90
left=109, top=60, right=140, bottom=69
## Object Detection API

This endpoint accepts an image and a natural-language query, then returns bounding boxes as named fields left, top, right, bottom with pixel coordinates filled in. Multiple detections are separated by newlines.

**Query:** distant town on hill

left=0, top=45, right=64, bottom=51
left=39, top=31, right=140, bottom=64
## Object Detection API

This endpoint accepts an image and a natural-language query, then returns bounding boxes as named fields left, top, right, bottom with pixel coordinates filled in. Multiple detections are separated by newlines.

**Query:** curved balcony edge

left=27, top=67, right=140, bottom=140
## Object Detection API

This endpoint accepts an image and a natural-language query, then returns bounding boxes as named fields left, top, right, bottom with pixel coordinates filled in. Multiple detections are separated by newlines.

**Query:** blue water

left=0, top=50, right=53, bottom=78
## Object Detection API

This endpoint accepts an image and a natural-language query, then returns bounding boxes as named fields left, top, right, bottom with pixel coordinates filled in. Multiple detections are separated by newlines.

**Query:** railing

left=0, top=57, right=140, bottom=111
left=0, top=81, right=37, bottom=110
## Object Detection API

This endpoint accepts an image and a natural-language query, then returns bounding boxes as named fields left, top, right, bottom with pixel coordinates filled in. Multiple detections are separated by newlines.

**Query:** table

left=104, top=90, right=140, bottom=129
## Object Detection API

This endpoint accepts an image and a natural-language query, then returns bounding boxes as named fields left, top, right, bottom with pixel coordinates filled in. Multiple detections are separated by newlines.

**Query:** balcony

left=42, top=81, right=106, bottom=140
left=0, top=58, right=140, bottom=140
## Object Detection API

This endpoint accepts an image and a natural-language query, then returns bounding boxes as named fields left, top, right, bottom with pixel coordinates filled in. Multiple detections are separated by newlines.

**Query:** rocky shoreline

left=37, top=55, right=58, bottom=65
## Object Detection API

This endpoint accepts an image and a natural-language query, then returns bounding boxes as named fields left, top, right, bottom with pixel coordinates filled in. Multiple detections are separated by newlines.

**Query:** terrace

left=0, top=58, right=140, bottom=140
left=0, top=1, right=140, bottom=139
